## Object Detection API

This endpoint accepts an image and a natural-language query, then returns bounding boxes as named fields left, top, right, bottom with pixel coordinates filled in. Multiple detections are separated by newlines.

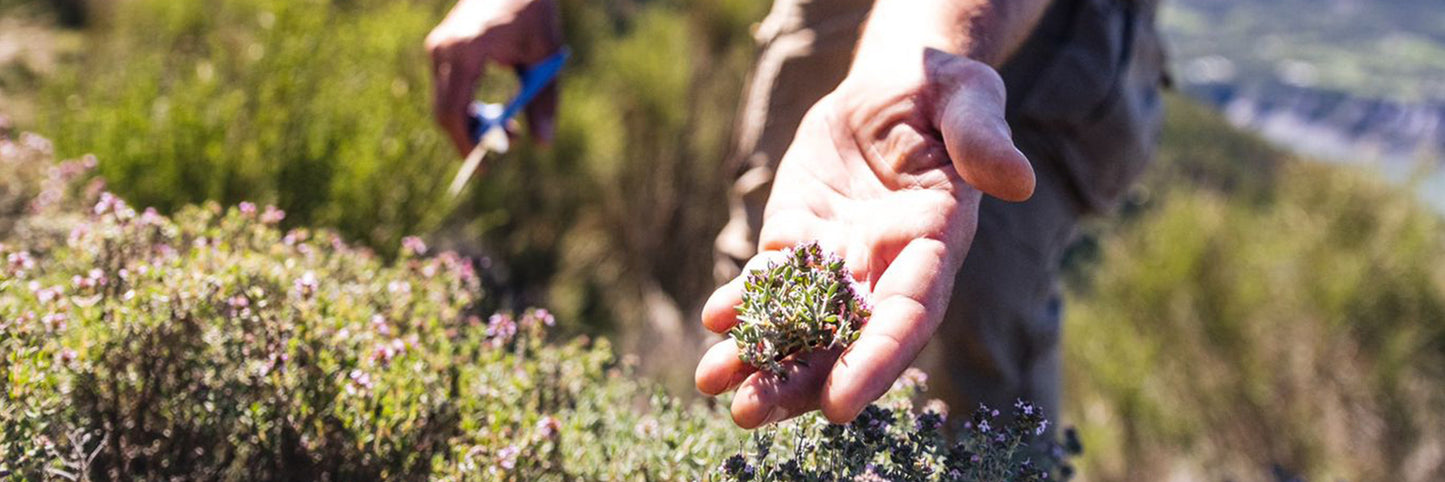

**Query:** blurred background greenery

left=1, top=0, right=1442, bottom=479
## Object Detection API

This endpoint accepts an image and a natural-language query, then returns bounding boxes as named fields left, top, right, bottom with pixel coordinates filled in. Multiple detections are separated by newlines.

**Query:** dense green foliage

left=2, top=134, right=1064, bottom=480
left=719, top=376, right=1074, bottom=481
left=1064, top=96, right=1445, bottom=481
left=30, top=0, right=766, bottom=342
left=8, top=0, right=1445, bottom=479
left=0, top=134, right=741, bottom=479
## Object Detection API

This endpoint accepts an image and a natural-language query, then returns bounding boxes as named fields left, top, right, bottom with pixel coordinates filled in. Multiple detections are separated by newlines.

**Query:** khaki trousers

left=715, top=0, right=1166, bottom=424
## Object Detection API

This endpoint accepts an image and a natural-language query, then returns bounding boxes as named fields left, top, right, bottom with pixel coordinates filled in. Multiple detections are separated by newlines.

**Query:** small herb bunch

left=716, top=370, right=1081, bottom=481
left=731, top=241, right=871, bottom=377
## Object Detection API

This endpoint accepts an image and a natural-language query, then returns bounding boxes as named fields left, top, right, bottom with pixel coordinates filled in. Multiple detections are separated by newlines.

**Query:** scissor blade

left=447, top=142, right=491, bottom=199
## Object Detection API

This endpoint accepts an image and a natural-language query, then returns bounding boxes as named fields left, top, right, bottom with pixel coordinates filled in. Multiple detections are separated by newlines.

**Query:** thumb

left=929, top=52, right=1035, bottom=202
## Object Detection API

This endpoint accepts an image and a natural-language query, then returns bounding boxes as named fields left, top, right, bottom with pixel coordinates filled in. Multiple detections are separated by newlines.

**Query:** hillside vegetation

left=23, top=0, right=765, bottom=357
left=1164, top=0, right=1445, bottom=102
left=3, top=0, right=1444, bottom=480
left=1066, top=97, right=1445, bottom=481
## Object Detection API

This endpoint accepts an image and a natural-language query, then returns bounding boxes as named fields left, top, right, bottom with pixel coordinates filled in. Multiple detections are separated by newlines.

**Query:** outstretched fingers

left=928, top=53, right=1035, bottom=202
left=822, top=238, right=958, bottom=423
left=729, top=348, right=841, bottom=429
left=694, top=337, right=843, bottom=429
left=696, top=340, right=756, bottom=396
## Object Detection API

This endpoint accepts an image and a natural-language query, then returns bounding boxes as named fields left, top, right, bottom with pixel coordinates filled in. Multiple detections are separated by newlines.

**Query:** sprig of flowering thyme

left=731, top=241, right=872, bottom=378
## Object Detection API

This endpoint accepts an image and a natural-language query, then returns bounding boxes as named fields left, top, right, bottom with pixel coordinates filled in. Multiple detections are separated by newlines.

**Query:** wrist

left=851, top=0, right=1048, bottom=75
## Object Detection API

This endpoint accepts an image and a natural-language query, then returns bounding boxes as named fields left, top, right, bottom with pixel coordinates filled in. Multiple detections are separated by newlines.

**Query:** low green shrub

left=29, top=0, right=766, bottom=341
left=1065, top=162, right=1445, bottom=480
left=718, top=371, right=1077, bottom=481
left=1, top=131, right=741, bottom=479
left=2, top=135, right=1071, bottom=480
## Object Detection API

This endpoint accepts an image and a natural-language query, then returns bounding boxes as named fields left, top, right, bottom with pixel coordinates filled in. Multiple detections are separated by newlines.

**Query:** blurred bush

left=30, top=0, right=766, bottom=349
left=1065, top=95, right=1445, bottom=481
left=16, top=0, right=1445, bottom=478
left=2, top=133, right=1066, bottom=480
left=0, top=133, right=744, bottom=479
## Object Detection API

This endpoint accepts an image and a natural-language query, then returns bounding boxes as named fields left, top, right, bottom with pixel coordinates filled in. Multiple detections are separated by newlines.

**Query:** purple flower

left=495, top=445, right=520, bottom=470
left=41, top=313, right=67, bottom=332
left=67, top=224, right=90, bottom=245
left=896, top=367, right=928, bottom=392
left=73, top=269, right=106, bottom=290
left=370, top=339, right=405, bottom=365
left=521, top=308, right=555, bottom=328
left=33, top=285, right=63, bottom=304
left=534, top=308, right=555, bottom=326
left=486, top=313, right=517, bottom=345
left=370, top=314, right=391, bottom=336
left=537, top=416, right=561, bottom=438
left=294, top=271, right=318, bottom=299
left=386, top=280, right=410, bottom=296
left=227, top=296, right=251, bottom=317
left=260, top=205, right=286, bottom=225
left=6, top=251, right=35, bottom=275
left=20, top=132, right=51, bottom=153
left=92, top=192, right=134, bottom=220
left=139, top=207, right=164, bottom=226
left=93, top=192, right=117, bottom=215
left=58, top=348, right=78, bottom=365
left=260, top=351, right=288, bottom=376
left=346, top=369, right=373, bottom=395
left=238, top=201, right=257, bottom=216
left=401, top=236, right=428, bottom=256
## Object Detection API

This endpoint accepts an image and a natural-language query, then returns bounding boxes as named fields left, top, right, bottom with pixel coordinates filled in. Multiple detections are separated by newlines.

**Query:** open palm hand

left=696, top=51, right=1035, bottom=428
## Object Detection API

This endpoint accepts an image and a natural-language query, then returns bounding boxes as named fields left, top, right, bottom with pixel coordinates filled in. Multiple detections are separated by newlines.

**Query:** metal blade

left=447, top=142, right=491, bottom=199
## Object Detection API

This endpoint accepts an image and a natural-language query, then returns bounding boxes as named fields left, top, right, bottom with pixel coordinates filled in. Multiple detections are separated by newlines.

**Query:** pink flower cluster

left=72, top=268, right=107, bottom=291
left=294, top=271, right=319, bottom=299
left=346, top=369, right=374, bottom=395
left=6, top=250, right=35, bottom=276
left=401, top=236, right=428, bottom=257
left=235, top=201, right=285, bottom=225
left=93, top=192, right=136, bottom=221
left=486, top=313, right=517, bottom=347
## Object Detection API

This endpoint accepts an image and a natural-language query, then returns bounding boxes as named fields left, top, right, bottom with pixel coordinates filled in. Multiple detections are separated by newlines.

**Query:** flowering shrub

left=716, top=371, right=1078, bottom=481
left=0, top=131, right=98, bottom=250
left=732, top=242, right=870, bottom=377
left=0, top=133, right=747, bottom=479
left=0, top=202, right=746, bottom=478
left=2, top=136, right=1077, bottom=480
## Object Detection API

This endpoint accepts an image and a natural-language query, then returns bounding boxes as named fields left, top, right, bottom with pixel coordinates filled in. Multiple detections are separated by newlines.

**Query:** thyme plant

left=731, top=242, right=871, bottom=377
left=716, top=371, right=1081, bottom=481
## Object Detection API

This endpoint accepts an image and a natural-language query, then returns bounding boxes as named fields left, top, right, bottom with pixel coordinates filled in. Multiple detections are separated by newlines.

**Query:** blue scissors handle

left=468, top=48, right=570, bottom=143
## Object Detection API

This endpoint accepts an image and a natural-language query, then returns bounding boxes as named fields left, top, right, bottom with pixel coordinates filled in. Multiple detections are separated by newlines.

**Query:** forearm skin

left=855, top=0, right=1053, bottom=70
